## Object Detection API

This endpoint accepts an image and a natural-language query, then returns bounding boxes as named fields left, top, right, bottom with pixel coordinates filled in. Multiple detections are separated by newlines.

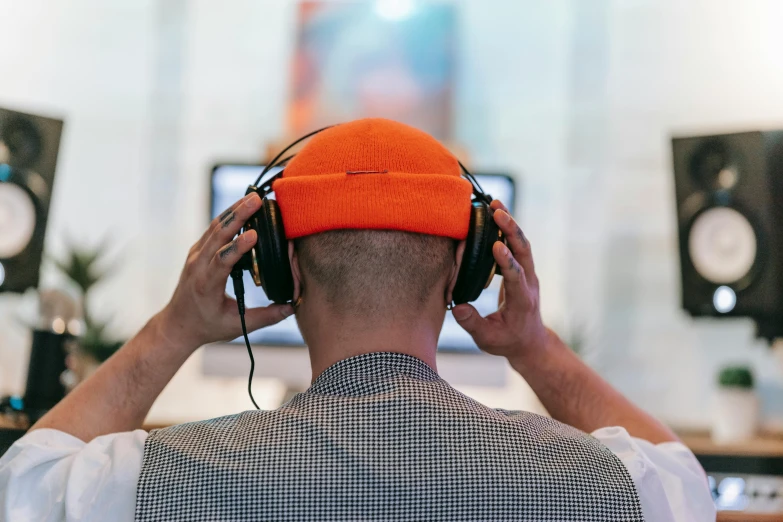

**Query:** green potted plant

left=712, top=365, right=759, bottom=444
left=53, top=241, right=124, bottom=389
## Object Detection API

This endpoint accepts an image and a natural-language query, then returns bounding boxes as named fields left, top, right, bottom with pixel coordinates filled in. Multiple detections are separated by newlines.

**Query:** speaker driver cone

left=1, top=116, right=43, bottom=168
left=688, top=207, right=757, bottom=284
left=0, top=181, right=37, bottom=258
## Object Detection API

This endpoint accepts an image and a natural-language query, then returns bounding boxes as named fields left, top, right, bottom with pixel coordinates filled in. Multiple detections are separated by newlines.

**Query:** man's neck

left=300, top=309, right=443, bottom=382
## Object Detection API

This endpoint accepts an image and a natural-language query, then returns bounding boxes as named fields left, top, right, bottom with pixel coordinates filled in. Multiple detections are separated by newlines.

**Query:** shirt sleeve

left=592, top=426, right=716, bottom=522
left=0, top=428, right=147, bottom=522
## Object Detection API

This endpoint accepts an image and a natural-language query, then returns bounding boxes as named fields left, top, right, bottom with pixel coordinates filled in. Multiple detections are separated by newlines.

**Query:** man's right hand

left=157, top=193, right=294, bottom=351
left=30, top=192, right=296, bottom=441
left=452, top=201, right=552, bottom=366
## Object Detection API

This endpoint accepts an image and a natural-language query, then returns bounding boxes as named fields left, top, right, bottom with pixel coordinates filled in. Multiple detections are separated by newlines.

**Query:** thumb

left=243, top=304, right=294, bottom=332
left=452, top=304, right=490, bottom=345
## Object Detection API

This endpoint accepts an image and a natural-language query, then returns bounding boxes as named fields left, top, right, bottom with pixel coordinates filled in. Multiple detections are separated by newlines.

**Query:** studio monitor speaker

left=0, top=107, right=63, bottom=293
left=672, top=130, right=783, bottom=318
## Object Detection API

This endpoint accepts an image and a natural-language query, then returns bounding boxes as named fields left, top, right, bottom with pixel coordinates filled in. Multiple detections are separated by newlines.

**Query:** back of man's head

left=273, top=118, right=474, bottom=319
left=296, top=230, right=455, bottom=318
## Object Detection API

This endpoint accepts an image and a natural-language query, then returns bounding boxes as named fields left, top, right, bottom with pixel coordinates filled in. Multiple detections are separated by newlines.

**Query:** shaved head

left=295, top=230, right=456, bottom=318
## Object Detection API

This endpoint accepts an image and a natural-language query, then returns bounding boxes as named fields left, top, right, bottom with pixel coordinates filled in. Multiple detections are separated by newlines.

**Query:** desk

left=718, top=514, right=781, bottom=522
left=679, top=431, right=783, bottom=457
left=678, top=431, right=783, bottom=521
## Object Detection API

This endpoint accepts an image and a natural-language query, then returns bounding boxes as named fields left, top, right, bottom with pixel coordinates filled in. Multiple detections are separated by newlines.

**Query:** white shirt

left=0, top=425, right=715, bottom=522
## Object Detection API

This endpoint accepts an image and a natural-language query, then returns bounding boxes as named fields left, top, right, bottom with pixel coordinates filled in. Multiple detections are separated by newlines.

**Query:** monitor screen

left=211, top=164, right=516, bottom=352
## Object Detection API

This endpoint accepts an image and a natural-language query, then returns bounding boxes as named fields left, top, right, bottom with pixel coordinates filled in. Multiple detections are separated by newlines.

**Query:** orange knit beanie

left=272, top=118, right=473, bottom=239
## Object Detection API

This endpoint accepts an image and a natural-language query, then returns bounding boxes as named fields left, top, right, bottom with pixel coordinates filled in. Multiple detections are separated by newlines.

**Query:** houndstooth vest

left=135, top=353, right=644, bottom=521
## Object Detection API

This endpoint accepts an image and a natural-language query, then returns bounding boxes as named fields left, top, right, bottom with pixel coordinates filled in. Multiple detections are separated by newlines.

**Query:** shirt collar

left=307, top=352, right=440, bottom=396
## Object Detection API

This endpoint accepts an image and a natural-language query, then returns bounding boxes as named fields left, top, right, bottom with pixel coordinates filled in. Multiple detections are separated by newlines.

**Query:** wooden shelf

left=0, top=414, right=28, bottom=431
left=718, top=512, right=783, bottom=522
left=678, top=430, right=783, bottom=457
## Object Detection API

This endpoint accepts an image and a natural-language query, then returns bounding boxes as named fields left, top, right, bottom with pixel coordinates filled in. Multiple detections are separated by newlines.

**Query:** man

left=1, top=119, right=714, bottom=521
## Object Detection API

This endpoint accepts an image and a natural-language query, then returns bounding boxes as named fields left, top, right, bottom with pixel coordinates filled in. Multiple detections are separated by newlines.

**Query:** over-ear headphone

left=235, top=126, right=504, bottom=306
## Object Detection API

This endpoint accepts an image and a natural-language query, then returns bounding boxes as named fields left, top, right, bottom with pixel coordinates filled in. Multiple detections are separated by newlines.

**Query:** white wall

left=564, top=0, right=783, bottom=429
left=0, top=0, right=155, bottom=393
left=1, top=0, right=781, bottom=428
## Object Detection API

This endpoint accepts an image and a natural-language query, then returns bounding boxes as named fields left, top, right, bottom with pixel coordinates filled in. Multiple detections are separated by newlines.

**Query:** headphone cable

left=231, top=267, right=260, bottom=410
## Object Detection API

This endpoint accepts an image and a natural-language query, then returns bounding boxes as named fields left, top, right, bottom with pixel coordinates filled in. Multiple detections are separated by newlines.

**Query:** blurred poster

left=288, top=1, right=455, bottom=140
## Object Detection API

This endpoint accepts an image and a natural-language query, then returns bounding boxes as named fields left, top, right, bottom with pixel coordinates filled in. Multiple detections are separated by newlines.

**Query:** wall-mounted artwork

left=288, top=1, right=455, bottom=140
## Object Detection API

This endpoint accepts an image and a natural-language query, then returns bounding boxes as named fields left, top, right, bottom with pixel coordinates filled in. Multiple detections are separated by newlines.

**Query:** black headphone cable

left=230, top=266, right=261, bottom=410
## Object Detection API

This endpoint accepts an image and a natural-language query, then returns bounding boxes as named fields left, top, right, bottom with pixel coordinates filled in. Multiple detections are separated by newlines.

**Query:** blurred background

left=2, top=0, right=783, bottom=514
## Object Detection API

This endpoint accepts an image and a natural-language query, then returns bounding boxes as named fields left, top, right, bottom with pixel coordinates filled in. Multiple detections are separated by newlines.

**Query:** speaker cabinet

left=0, top=108, right=63, bottom=293
left=23, top=330, right=69, bottom=421
left=672, top=130, right=783, bottom=318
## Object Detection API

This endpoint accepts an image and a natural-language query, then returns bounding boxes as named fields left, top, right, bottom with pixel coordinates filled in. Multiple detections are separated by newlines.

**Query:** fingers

left=451, top=303, right=494, bottom=346
left=491, top=208, right=536, bottom=285
left=202, top=193, right=262, bottom=262
left=193, top=195, right=250, bottom=252
left=493, top=241, right=528, bottom=304
left=242, top=303, right=294, bottom=331
left=210, top=229, right=257, bottom=278
left=490, top=199, right=509, bottom=213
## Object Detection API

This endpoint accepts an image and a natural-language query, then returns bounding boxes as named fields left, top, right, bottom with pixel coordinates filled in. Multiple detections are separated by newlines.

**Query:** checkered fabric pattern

left=135, top=353, right=644, bottom=521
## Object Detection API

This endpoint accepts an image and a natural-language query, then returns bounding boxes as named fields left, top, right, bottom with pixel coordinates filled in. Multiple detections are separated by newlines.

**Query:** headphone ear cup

left=452, top=201, right=501, bottom=305
left=249, top=198, right=294, bottom=304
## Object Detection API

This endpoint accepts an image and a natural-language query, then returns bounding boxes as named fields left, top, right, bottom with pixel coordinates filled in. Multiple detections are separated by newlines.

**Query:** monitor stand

left=203, top=343, right=509, bottom=408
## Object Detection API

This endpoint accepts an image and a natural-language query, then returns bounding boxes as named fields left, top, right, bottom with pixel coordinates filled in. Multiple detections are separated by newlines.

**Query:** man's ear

left=288, top=240, right=302, bottom=302
left=445, top=240, right=466, bottom=304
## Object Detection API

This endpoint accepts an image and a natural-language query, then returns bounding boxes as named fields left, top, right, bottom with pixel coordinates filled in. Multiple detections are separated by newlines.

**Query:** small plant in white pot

left=712, top=365, right=759, bottom=444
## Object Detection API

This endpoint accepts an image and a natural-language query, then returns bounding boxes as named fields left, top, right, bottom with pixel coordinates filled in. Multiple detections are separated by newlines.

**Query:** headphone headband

left=253, top=126, right=334, bottom=187
left=249, top=128, right=492, bottom=204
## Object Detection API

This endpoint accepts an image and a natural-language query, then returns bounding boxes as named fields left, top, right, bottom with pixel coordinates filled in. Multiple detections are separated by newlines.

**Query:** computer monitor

left=209, top=163, right=516, bottom=352
left=204, top=163, right=516, bottom=390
